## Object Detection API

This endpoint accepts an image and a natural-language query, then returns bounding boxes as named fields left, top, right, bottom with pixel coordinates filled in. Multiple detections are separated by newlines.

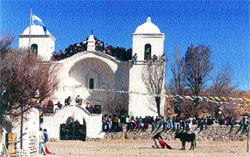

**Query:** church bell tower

left=19, top=25, right=56, bottom=61
left=129, top=17, right=165, bottom=117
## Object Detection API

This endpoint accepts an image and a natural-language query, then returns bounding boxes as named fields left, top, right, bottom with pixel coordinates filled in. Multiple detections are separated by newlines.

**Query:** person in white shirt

left=39, top=128, right=46, bottom=155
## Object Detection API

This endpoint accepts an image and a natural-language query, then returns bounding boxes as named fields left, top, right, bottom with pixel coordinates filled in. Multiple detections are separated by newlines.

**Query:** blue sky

left=1, top=0, right=249, bottom=90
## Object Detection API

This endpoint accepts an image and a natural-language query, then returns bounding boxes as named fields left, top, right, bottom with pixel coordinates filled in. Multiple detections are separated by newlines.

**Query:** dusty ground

left=40, top=139, right=250, bottom=157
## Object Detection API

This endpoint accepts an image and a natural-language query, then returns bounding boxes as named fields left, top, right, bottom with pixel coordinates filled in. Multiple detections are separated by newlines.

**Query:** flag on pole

left=32, top=15, right=47, bottom=35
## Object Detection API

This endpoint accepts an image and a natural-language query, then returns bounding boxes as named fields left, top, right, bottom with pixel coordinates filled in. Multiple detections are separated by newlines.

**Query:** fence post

left=247, top=124, right=249, bottom=152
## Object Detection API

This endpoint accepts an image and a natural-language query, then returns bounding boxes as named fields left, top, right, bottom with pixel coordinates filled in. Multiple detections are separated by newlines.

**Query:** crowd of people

left=51, top=34, right=168, bottom=63
left=52, top=36, right=132, bottom=61
left=42, top=94, right=99, bottom=115
left=102, top=114, right=250, bottom=134
left=43, top=96, right=249, bottom=135
left=60, top=117, right=86, bottom=141
left=131, top=53, right=166, bottom=65
left=102, top=115, right=193, bottom=133
left=52, top=41, right=87, bottom=61
left=102, top=115, right=124, bottom=132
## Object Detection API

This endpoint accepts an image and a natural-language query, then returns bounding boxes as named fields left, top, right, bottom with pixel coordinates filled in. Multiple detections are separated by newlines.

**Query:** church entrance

left=69, top=57, right=115, bottom=105
left=59, top=117, right=86, bottom=141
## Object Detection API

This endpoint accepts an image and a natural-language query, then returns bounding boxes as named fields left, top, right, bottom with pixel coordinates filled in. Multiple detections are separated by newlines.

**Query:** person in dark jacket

left=235, top=117, right=245, bottom=135
left=152, top=132, right=162, bottom=148
left=152, top=132, right=172, bottom=149
left=43, top=129, right=55, bottom=155
left=65, top=96, right=71, bottom=106
left=42, top=129, right=48, bottom=155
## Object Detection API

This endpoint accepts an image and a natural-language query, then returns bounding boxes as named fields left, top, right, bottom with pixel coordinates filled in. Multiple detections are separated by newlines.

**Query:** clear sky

left=1, top=0, right=249, bottom=91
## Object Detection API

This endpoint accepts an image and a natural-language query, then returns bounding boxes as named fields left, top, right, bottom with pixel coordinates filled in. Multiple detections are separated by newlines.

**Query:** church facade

left=19, top=17, right=166, bottom=117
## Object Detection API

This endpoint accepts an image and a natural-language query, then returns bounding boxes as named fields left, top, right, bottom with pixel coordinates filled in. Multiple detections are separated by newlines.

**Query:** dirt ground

left=41, top=139, right=250, bottom=157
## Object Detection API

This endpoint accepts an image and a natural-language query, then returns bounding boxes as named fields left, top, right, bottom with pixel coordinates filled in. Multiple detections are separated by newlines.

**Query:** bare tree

left=102, top=88, right=129, bottom=116
left=206, top=64, right=238, bottom=119
left=0, top=36, right=58, bottom=149
left=167, top=48, right=187, bottom=116
left=221, top=103, right=240, bottom=120
left=208, top=64, right=237, bottom=97
left=142, top=61, right=166, bottom=116
left=0, top=34, right=14, bottom=59
left=184, top=45, right=213, bottom=117
left=169, top=47, right=186, bottom=96
left=0, top=34, right=14, bottom=126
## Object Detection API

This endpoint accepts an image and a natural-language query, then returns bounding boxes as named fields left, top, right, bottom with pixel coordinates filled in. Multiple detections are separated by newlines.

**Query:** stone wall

left=103, top=124, right=249, bottom=141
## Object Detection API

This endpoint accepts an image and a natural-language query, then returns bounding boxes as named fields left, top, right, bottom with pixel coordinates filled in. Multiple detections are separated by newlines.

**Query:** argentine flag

left=32, top=15, right=47, bottom=35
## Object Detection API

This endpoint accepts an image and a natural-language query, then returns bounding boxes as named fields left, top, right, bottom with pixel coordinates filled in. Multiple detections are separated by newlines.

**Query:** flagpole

left=29, top=8, right=32, bottom=53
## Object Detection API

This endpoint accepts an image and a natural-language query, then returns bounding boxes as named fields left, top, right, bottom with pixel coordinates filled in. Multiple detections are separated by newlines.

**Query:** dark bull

left=175, top=132, right=196, bottom=150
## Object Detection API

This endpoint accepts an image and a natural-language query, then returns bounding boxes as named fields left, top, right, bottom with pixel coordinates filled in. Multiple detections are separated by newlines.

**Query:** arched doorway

left=89, top=78, right=94, bottom=89
left=144, top=44, right=151, bottom=61
left=69, top=57, right=115, bottom=105
left=31, top=44, right=38, bottom=56
left=59, top=116, right=86, bottom=140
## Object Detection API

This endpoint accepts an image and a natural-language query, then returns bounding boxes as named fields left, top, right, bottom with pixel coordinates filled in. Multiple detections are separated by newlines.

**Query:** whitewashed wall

left=11, top=108, right=40, bottom=155
left=132, top=34, right=164, bottom=61
left=129, top=63, right=165, bottom=117
left=19, top=35, right=55, bottom=61
left=41, top=105, right=104, bottom=139
left=54, top=52, right=119, bottom=103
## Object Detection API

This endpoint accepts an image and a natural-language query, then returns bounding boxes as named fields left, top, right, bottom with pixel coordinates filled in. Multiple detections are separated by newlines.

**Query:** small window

left=89, top=78, right=94, bottom=89
left=144, top=44, right=151, bottom=60
left=31, top=44, right=38, bottom=56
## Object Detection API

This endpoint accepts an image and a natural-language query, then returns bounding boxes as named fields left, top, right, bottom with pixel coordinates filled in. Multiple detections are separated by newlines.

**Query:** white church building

left=18, top=17, right=166, bottom=141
